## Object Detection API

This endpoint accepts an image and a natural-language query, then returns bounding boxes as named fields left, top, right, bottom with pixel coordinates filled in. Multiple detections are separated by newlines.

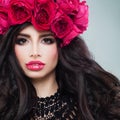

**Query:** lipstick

left=26, top=61, right=45, bottom=71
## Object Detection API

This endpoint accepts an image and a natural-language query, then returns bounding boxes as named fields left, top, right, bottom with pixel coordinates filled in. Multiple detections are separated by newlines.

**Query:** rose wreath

left=0, top=0, right=88, bottom=46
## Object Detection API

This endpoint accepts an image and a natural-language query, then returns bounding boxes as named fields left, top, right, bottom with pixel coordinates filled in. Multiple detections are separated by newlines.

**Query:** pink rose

left=56, top=0, right=79, bottom=15
left=51, top=10, right=74, bottom=39
left=73, top=1, right=89, bottom=33
left=32, top=0, right=57, bottom=30
left=56, top=0, right=88, bottom=34
left=62, top=25, right=80, bottom=46
left=8, top=0, right=33, bottom=25
left=0, top=6, right=9, bottom=34
left=0, top=0, right=10, bottom=6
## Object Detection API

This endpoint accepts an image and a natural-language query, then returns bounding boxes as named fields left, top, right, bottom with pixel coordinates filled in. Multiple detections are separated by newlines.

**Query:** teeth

left=33, top=64, right=39, bottom=67
left=26, top=63, right=44, bottom=71
left=34, top=64, right=38, bottom=65
left=33, top=65, right=39, bottom=68
left=32, top=64, right=39, bottom=66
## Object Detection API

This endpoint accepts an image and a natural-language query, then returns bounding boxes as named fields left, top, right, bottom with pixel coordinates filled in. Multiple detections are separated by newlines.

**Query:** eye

left=15, top=38, right=27, bottom=45
left=41, top=38, right=55, bottom=44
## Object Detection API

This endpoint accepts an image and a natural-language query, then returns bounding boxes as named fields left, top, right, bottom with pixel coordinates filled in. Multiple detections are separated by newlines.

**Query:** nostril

left=30, top=54, right=41, bottom=58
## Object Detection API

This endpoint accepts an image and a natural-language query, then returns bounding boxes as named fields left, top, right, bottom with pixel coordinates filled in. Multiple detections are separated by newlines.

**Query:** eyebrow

left=17, top=33, right=54, bottom=38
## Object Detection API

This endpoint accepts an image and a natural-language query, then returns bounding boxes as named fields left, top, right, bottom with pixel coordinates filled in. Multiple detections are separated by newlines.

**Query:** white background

left=82, top=0, right=120, bottom=79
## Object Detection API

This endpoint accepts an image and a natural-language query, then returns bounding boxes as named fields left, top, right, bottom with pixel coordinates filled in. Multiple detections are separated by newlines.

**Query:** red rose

left=32, top=0, right=57, bottom=30
left=0, top=0, right=10, bottom=6
left=0, top=6, right=10, bottom=34
left=8, top=0, right=33, bottom=25
left=62, top=25, right=80, bottom=46
left=73, top=1, right=89, bottom=33
left=51, top=10, right=73, bottom=39
left=56, top=0, right=79, bottom=15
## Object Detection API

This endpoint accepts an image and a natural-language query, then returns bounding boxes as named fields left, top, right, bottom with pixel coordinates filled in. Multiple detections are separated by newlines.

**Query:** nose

left=29, top=43, right=41, bottom=58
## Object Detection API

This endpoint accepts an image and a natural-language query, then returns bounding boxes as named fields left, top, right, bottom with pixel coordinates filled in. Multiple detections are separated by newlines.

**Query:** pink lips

left=26, top=61, right=45, bottom=71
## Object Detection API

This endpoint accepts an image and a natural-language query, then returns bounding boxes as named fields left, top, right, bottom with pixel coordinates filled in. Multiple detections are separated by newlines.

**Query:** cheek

left=14, top=47, right=20, bottom=57
left=46, top=46, right=58, bottom=61
left=14, top=46, right=27, bottom=63
left=41, top=45, right=58, bottom=65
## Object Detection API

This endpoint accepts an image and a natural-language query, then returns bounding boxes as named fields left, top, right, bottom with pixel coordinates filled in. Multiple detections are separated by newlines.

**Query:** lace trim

left=30, top=90, right=78, bottom=120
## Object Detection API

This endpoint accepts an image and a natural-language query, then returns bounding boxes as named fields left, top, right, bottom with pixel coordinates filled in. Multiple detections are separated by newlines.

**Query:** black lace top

left=30, top=90, right=78, bottom=120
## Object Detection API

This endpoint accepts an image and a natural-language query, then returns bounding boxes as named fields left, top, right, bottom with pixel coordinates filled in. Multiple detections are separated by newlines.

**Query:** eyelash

left=41, top=38, right=55, bottom=44
left=15, top=37, right=55, bottom=45
left=15, top=38, right=27, bottom=45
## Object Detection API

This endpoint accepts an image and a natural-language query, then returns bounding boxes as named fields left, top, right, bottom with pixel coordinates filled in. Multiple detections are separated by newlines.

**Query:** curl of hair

left=0, top=23, right=120, bottom=120
left=0, top=23, right=36, bottom=120
left=56, top=37, right=120, bottom=120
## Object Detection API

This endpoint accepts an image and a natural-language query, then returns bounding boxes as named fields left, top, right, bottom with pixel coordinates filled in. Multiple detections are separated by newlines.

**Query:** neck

left=31, top=71, right=58, bottom=98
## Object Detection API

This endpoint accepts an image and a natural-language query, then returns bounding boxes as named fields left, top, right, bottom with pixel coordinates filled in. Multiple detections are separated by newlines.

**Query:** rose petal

left=51, top=10, right=73, bottom=38
left=61, top=25, right=80, bottom=46
left=0, top=6, right=9, bottom=34
left=56, top=0, right=79, bottom=14
left=8, top=0, right=32, bottom=25
left=73, top=2, right=89, bottom=33
left=32, top=0, right=57, bottom=30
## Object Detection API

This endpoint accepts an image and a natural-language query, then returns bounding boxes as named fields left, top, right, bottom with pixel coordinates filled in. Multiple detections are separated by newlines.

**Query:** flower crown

left=0, top=0, right=88, bottom=46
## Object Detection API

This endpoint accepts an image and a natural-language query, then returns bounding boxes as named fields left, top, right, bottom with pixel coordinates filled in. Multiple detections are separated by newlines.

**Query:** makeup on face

left=26, top=61, right=45, bottom=71
left=15, top=25, right=58, bottom=80
left=15, top=32, right=56, bottom=46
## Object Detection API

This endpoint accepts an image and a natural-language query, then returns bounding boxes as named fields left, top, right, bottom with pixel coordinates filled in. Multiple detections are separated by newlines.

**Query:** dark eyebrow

left=40, top=33, right=54, bottom=38
left=17, top=33, right=30, bottom=38
left=17, top=33, right=54, bottom=38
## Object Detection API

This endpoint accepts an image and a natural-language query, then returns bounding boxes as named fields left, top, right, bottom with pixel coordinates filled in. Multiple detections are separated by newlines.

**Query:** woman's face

left=14, top=25, right=58, bottom=80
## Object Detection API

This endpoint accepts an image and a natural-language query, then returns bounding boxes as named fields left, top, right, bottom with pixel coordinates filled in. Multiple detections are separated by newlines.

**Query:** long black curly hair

left=0, top=23, right=120, bottom=120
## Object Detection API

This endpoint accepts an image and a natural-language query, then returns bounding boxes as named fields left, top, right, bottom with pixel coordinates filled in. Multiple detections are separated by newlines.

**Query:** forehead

left=19, top=25, right=53, bottom=36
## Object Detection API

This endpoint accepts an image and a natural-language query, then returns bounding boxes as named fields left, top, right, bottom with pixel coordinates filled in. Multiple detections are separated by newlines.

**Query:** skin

left=14, top=25, right=58, bottom=98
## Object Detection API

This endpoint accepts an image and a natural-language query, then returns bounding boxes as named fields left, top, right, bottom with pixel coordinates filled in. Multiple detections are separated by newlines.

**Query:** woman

left=0, top=0, right=120, bottom=120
